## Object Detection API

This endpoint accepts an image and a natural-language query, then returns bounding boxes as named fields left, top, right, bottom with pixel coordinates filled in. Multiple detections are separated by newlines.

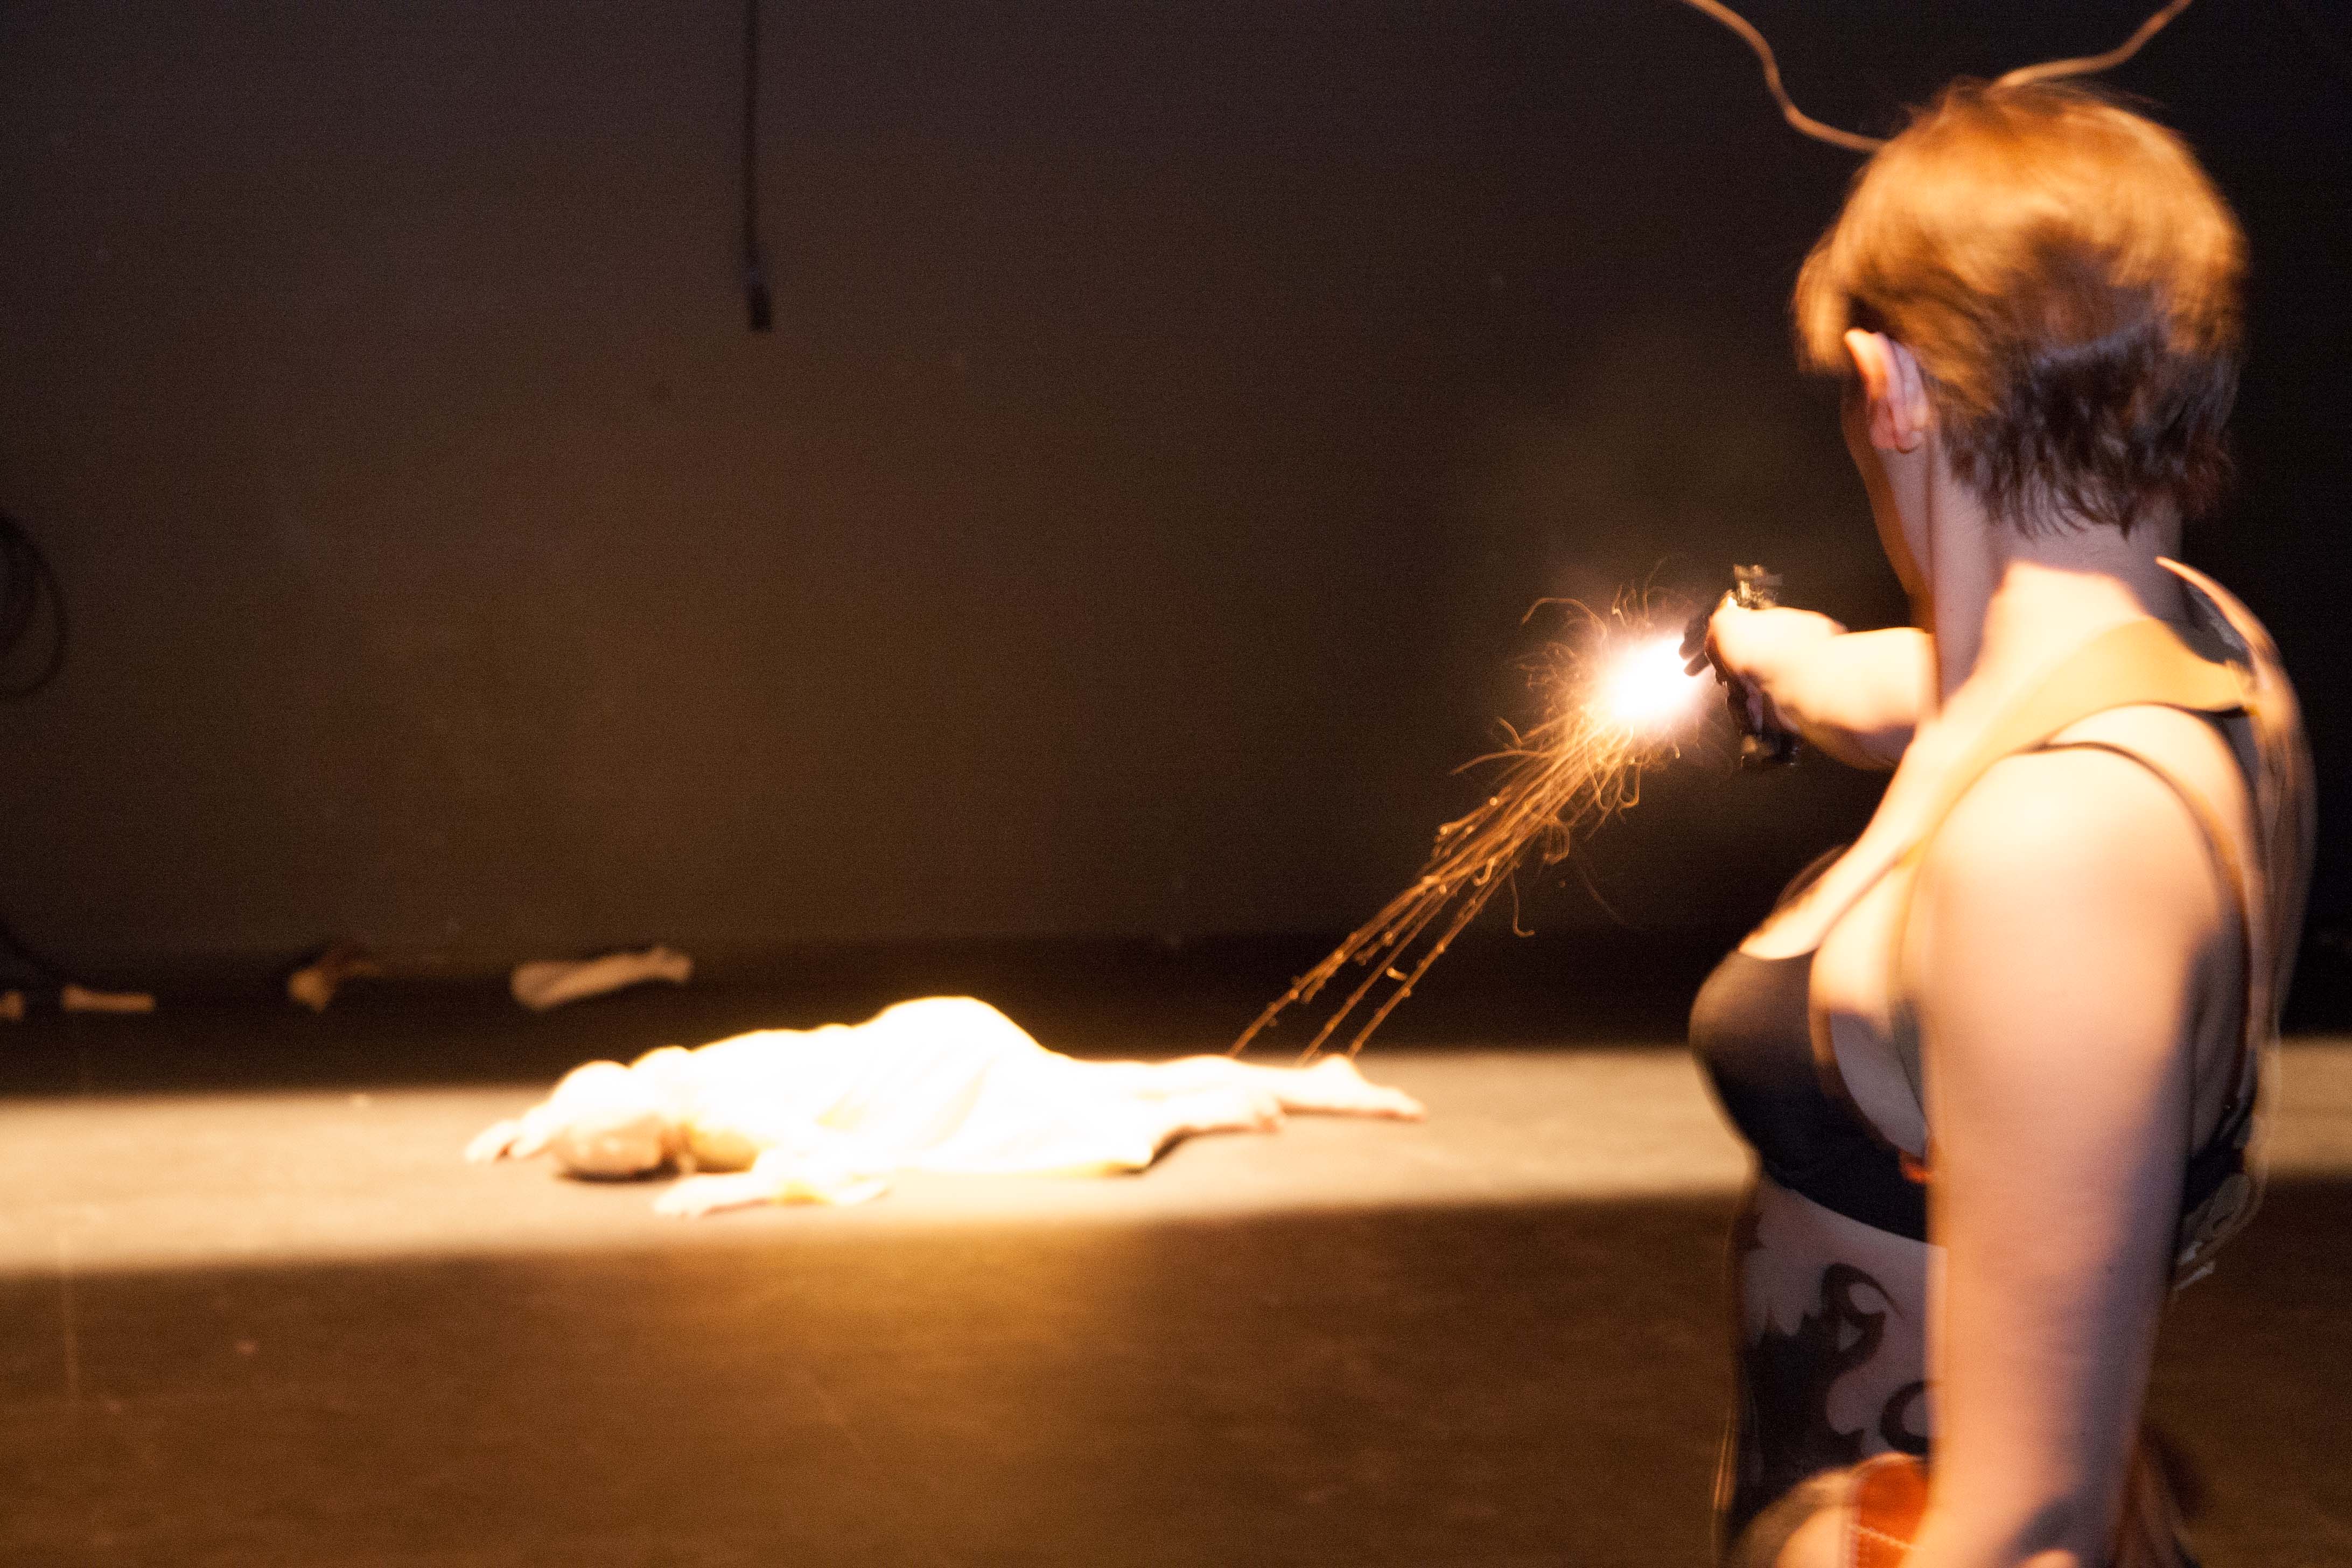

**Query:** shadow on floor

left=5, top=1182, right=2349, bottom=1567
left=11, top=1200, right=1736, bottom=1567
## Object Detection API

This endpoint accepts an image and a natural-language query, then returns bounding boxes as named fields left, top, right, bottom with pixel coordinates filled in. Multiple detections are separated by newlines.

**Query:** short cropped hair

left=1793, top=81, right=2245, bottom=534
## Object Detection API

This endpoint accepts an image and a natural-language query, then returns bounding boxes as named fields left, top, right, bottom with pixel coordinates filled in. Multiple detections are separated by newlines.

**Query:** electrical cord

left=743, top=0, right=773, bottom=332
left=1670, top=0, right=1887, bottom=152
left=1996, top=0, right=2197, bottom=89
left=0, top=509, right=73, bottom=988
left=1674, top=0, right=2202, bottom=152
left=0, top=510, right=66, bottom=700
left=0, top=909, right=72, bottom=985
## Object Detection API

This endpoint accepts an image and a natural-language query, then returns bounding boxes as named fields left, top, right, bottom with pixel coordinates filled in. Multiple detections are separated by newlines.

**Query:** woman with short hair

left=1690, top=81, right=2312, bottom=1567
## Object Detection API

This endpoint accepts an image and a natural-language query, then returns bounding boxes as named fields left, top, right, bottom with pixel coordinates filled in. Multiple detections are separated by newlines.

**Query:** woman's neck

left=1918, top=467, right=2185, bottom=708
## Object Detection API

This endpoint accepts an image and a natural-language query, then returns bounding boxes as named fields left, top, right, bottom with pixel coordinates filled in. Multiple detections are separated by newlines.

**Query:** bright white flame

left=1602, top=635, right=1705, bottom=731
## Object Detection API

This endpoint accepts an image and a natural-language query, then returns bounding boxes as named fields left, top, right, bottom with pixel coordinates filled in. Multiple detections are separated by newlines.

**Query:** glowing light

left=1603, top=635, right=1707, bottom=731
left=1234, top=592, right=1710, bottom=1062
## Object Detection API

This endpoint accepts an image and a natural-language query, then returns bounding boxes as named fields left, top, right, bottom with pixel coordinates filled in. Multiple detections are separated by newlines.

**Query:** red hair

left=1793, top=81, right=2245, bottom=534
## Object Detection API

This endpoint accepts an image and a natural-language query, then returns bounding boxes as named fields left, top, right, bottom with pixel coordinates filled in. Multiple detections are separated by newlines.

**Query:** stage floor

left=5, top=983, right=2350, bottom=1565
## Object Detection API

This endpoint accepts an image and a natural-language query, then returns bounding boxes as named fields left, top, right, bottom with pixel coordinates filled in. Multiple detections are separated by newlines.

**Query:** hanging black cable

left=0, top=909, right=73, bottom=985
left=0, top=510, right=66, bottom=701
left=743, top=0, right=773, bottom=331
left=0, top=508, right=73, bottom=987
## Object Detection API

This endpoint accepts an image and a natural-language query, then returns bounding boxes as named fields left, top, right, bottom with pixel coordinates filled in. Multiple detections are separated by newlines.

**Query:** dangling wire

left=1673, top=0, right=2204, bottom=154
left=742, top=0, right=774, bottom=332
left=1670, top=0, right=1886, bottom=152
left=0, top=511, right=66, bottom=701
left=0, top=509, right=72, bottom=986
left=1997, top=0, right=2197, bottom=88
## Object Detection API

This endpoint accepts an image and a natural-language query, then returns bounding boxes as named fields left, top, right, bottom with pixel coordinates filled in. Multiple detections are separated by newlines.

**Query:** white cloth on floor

left=632, top=997, right=1164, bottom=1189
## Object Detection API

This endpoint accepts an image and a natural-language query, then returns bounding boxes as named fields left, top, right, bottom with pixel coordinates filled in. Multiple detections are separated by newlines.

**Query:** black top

left=1690, top=918, right=2251, bottom=1244
left=1690, top=947, right=1930, bottom=1239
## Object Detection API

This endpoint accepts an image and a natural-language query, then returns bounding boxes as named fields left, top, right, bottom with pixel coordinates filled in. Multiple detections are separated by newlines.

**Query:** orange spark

left=1233, top=590, right=1707, bottom=1060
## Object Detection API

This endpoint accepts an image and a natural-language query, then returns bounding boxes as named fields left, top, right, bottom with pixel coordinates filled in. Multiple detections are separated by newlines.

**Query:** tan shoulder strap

left=1897, top=615, right=2249, bottom=872
left=1884, top=615, right=2253, bottom=1109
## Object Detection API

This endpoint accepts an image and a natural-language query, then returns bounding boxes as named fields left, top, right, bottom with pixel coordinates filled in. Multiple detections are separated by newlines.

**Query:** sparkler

left=1234, top=590, right=1714, bottom=1061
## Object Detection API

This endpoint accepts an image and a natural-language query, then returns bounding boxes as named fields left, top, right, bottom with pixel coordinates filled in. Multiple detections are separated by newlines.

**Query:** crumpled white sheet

left=471, top=996, right=1425, bottom=1212
left=633, top=997, right=1180, bottom=1194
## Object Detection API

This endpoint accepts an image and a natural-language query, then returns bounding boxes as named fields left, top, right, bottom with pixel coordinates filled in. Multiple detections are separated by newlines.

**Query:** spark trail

left=1233, top=593, right=1710, bottom=1061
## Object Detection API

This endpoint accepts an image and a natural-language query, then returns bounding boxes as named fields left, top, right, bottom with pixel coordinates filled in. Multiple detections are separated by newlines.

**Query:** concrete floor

left=4, top=979, right=2351, bottom=1565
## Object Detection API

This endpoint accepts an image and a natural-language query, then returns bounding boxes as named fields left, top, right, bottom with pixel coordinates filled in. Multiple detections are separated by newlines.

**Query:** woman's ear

left=1843, top=330, right=1930, bottom=453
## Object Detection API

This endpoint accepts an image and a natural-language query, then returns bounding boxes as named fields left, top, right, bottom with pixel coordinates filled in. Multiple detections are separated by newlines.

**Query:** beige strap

left=1896, top=617, right=2249, bottom=876
left=1884, top=616, right=2254, bottom=1112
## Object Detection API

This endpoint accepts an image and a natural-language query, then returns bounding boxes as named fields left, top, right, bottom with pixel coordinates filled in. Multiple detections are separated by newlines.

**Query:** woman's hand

left=1698, top=601, right=1849, bottom=686
left=1685, top=597, right=1927, bottom=771
left=1686, top=599, right=1845, bottom=743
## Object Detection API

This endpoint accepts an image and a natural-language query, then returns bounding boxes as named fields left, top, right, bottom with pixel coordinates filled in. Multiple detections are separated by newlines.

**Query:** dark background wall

left=0, top=0, right=2345, bottom=981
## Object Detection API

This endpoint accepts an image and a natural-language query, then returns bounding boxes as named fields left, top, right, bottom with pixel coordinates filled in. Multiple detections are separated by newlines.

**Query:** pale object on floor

left=509, top=944, right=692, bottom=1012
left=0, top=986, right=154, bottom=1020
left=61, top=982, right=156, bottom=1014
left=286, top=941, right=383, bottom=1012
left=465, top=996, right=1426, bottom=1214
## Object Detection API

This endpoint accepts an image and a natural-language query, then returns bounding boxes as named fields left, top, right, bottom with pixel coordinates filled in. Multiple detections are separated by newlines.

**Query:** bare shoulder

left=1922, top=717, right=2237, bottom=951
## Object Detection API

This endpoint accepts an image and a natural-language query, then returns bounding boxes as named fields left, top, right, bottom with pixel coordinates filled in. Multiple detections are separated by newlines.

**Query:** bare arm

left=1900, top=749, right=2217, bottom=1567
left=1701, top=602, right=1931, bottom=770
